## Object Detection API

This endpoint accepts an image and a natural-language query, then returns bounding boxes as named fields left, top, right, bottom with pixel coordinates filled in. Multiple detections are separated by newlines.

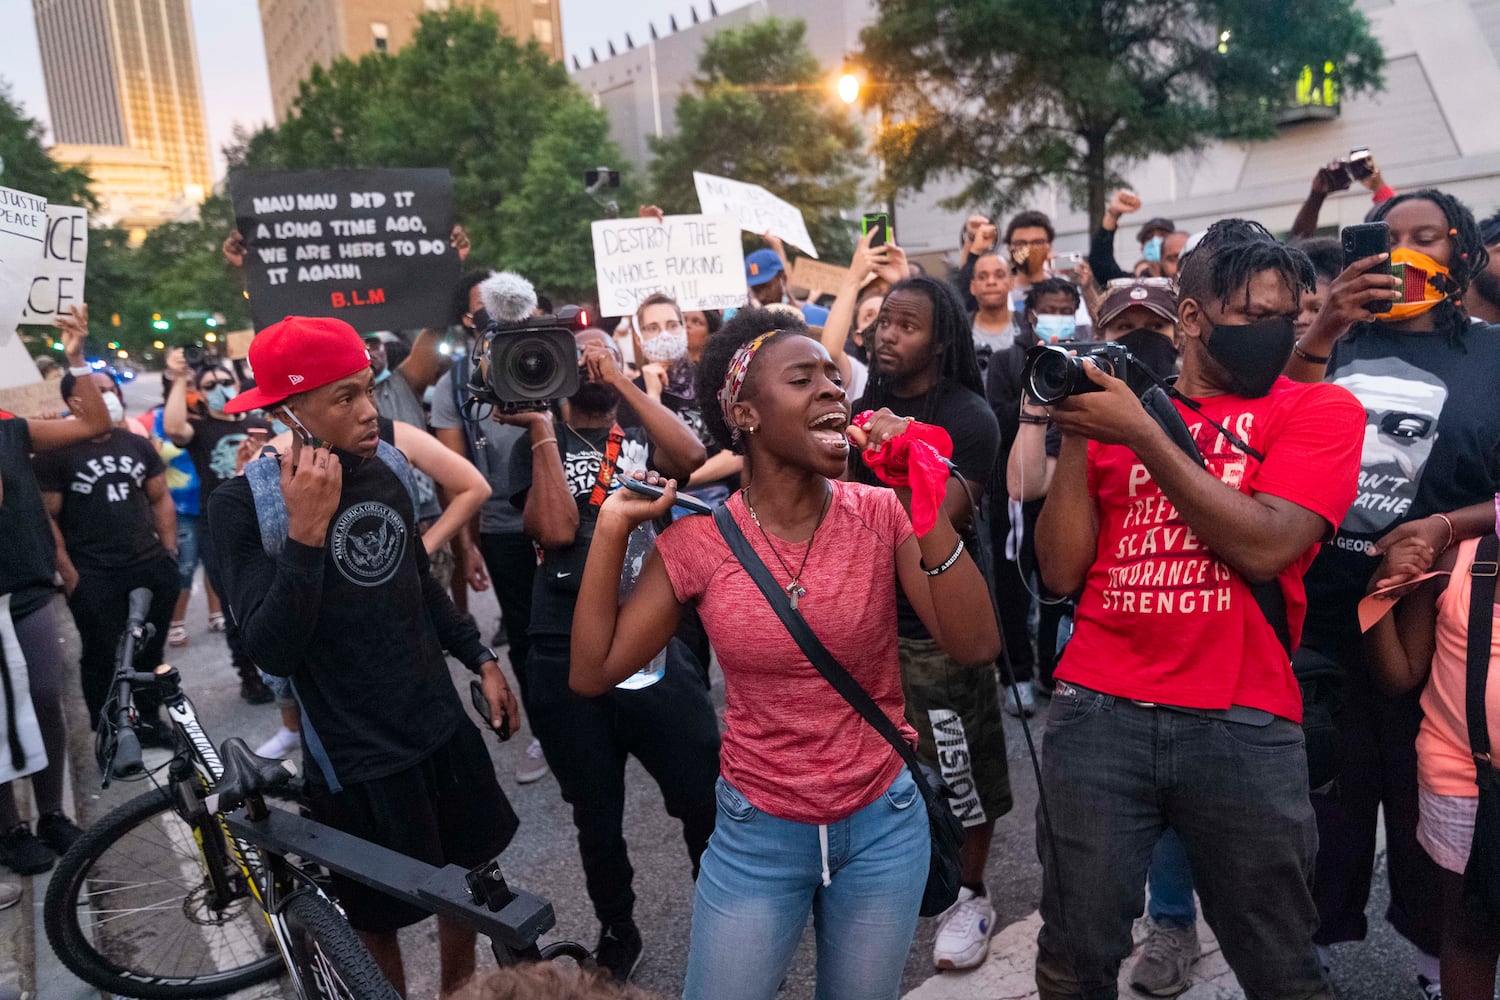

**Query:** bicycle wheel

left=280, top=889, right=400, bottom=1000
left=45, top=786, right=294, bottom=999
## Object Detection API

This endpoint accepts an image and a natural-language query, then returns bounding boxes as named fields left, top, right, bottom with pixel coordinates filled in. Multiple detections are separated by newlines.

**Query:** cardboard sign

left=231, top=168, right=457, bottom=332
left=0, top=377, right=64, bottom=419
left=224, top=329, right=255, bottom=361
left=693, top=172, right=819, bottom=258
left=789, top=257, right=851, bottom=295
left=0, top=186, right=48, bottom=346
left=19, top=206, right=87, bottom=324
left=591, top=213, right=747, bottom=318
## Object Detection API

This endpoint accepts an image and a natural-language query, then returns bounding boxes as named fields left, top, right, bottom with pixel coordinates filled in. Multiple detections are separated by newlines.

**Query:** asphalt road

left=24, top=371, right=1475, bottom=999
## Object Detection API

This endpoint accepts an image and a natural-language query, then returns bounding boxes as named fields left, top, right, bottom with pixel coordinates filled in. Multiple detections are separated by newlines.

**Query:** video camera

left=465, top=304, right=592, bottom=414
left=1023, top=341, right=1162, bottom=405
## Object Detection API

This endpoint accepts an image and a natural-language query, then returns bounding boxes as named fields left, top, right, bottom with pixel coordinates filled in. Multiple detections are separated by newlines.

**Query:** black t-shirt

left=854, top=382, right=1001, bottom=639
left=0, top=417, right=55, bottom=619
left=210, top=448, right=490, bottom=789
left=185, top=416, right=249, bottom=515
left=1302, top=322, right=1500, bottom=661
left=33, top=430, right=167, bottom=572
left=509, top=422, right=651, bottom=639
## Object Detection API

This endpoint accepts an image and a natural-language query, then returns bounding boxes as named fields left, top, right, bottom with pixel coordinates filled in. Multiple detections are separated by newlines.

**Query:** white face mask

left=102, top=393, right=125, bottom=424
left=640, top=328, right=688, bottom=364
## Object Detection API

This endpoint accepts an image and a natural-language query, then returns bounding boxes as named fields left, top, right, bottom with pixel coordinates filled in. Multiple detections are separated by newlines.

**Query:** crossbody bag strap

left=1466, top=534, right=1499, bottom=769
left=712, top=504, right=940, bottom=802
left=586, top=423, right=625, bottom=509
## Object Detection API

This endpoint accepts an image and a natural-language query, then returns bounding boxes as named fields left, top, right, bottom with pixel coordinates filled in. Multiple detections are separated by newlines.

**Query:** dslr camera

left=1023, top=341, right=1154, bottom=405
left=466, top=305, right=591, bottom=413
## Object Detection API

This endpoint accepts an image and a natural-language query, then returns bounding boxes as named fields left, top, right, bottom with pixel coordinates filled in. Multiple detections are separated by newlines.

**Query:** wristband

left=1018, top=413, right=1050, bottom=426
left=922, top=537, right=965, bottom=576
left=531, top=436, right=558, bottom=450
left=1432, top=512, right=1456, bottom=554
left=1292, top=343, right=1330, bottom=365
left=68, top=365, right=93, bottom=377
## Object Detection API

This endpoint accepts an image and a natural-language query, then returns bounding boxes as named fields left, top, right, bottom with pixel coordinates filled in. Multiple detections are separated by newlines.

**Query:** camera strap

left=582, top=423, right=626, bottom=509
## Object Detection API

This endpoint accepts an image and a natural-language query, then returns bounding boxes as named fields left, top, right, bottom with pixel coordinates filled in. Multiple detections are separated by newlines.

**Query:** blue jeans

left=174, top=512, right=201, bottom=592
left=683, top=769, right=928, bottom=1000
left=1035, top=683, right=1332, bottom=1000
left=1148, top=829, right=1196, bottom=927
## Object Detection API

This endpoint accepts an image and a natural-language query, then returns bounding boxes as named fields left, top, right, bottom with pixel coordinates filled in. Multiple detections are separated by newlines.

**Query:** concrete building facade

left=259, top=0, right=565, bottom=121
left=571, top=0, right=1500, bottom=270
left=32, top=0, right=212, bottom=210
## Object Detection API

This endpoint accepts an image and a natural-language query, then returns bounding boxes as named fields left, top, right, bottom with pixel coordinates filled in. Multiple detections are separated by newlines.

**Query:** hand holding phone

left=1340, top=222, right=1393, bottom=314
left=470, top=679, right=511, bottom=741
left=615, top=476, right=715, bottom=516
left=862, top=212, right=891, bottom=249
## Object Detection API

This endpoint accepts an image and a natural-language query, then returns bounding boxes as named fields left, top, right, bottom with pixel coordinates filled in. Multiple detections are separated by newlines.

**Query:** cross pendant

left=786, top=582, right=807, bottom=610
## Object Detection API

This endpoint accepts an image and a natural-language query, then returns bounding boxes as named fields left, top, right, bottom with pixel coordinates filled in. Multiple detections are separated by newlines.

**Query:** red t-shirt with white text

left=1056, top=377, right=1364, bottom=721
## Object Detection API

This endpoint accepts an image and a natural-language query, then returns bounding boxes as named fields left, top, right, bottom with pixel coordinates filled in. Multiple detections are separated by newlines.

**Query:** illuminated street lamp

left=837, top=72, right=861, bottom=106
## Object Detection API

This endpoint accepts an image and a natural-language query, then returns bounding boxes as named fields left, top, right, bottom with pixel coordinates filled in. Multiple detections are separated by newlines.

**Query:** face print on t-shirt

left=1333, top=356, right=1449, bottom=538
left=208, top=431, right=248, bottom=482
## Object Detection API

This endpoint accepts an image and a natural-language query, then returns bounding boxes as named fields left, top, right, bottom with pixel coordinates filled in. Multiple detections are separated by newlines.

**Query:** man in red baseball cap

left=210, top=315, right=521, bottom=992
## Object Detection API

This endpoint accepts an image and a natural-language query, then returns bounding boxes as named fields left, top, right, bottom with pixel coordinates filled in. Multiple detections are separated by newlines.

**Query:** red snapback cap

left=224, top=316, right=370, bottom=414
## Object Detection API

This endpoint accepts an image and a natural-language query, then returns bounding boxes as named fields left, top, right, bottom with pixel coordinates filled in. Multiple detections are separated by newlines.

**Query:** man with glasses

left=1004, top=211, right=1093, bottom=337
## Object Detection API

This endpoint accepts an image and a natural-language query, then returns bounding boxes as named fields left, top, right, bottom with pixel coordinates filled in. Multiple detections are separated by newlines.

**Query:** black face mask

left=1114, top=329, right=1180, bottom=383
left=1202, top=316, right=1295, bottom=399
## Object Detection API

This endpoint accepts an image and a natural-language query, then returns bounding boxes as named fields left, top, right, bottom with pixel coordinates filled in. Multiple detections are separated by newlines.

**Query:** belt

left=1058, top=681, right=1276, bottom=728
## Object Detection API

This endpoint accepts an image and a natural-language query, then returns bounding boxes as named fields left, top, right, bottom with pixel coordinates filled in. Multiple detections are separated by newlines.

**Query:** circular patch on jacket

left=331, top=501, right=407, bottom=587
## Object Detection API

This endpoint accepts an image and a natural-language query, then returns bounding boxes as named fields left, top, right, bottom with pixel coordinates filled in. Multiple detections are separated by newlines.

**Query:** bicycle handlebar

left=99, top=588, right=161, bottom=783
left=126, top=587, right=151, bottom=628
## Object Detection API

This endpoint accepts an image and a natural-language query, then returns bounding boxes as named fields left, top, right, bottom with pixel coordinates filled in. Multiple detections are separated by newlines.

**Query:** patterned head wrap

left=716, top=331, right=778, bottom=444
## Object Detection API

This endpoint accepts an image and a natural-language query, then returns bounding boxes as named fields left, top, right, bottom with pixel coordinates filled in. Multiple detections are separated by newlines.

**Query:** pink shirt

left=655, top=481, right=916, bottom=825
left=1419, top=537, right=1500, bottom=797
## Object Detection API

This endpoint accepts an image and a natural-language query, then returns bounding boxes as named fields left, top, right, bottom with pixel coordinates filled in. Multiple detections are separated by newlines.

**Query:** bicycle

left=45, top=587, right=587, bottom=999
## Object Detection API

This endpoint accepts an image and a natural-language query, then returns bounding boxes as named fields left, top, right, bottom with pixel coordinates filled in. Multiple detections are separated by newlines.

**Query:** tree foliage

left=0, top=81, right=94, bottom=209
left=856, top=0, right=1385, bottom=222
left=647, top=18, right=866, bottom=261
left=234, top=7, right=626, bottom=299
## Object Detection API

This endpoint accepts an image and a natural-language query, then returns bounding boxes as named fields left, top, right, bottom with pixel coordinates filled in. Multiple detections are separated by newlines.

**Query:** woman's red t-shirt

left=655, top=481, right=916, bottom=825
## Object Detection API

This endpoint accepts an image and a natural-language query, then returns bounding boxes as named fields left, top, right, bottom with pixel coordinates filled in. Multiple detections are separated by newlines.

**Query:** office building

left=259, top=0, right=565, bottom=121
left=32, top=0, right=212, bottom=210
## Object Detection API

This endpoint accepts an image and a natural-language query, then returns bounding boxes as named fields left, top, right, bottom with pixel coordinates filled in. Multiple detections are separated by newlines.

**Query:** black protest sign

left=231, top=168, right=457, bottom=332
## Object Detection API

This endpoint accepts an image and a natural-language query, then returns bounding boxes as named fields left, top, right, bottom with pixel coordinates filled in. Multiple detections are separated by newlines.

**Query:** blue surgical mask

left=206, top=385, right=238, bottom=411
left=1034, top=314, right=1077, bottom=344
left=1143, top=236, right=1164, bottom=263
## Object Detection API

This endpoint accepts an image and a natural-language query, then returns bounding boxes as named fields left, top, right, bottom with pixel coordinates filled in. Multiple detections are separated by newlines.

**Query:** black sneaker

left=595, top=920, right=643, bottom=982
left=0, top=823, right=56, bottom=875
left=240, top=676, right=275, bottom=705
left=36, top=812, right=83, bottom=855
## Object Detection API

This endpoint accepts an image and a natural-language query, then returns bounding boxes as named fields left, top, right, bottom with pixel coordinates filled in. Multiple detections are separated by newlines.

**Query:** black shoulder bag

left=712, top=504, right=964, bottom=917
left=1462, top=534, right=1500, bottom=924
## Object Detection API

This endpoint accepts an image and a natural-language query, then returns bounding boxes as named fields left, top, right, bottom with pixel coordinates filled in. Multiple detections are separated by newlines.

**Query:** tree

left=0, top=82, right=94, bottom=209
left=647, top=18, right=866, bottom=261
left=235, top=7, right=626, bottom=300
left=856, top=0, right=1385, bottom=223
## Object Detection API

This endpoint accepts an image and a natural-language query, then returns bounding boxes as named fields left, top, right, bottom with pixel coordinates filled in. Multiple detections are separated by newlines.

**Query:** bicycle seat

left=207, top=737, right=297, bottom=815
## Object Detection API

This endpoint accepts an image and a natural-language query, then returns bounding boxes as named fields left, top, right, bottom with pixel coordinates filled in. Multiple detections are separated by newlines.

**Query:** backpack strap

left=243, top=443, right=420, bottom=559
left=1466, top=534, right=1499, bottom=772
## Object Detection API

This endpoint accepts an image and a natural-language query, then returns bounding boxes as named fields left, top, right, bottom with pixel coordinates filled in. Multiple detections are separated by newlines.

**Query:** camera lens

left=510, top=341, right=559, bottom=391
left=1027, top=348, right=1077, bottom=405
left=493, top=332, right=572, bottom=400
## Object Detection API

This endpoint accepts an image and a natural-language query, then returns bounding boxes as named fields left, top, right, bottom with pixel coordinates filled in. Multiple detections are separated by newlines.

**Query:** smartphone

left=615, top=477, right=715, bottom=516
left=469, top=679, right=512, bottom=741
left=1345, top=147, right=1374, bottom=181
left=862, top=212, right=890, bottom=248
left=1340, top=222, right=1392, bottom=314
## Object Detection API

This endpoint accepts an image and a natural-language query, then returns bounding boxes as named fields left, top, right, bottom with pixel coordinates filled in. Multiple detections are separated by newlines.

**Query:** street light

left=837, top=72, right=861, bottom=106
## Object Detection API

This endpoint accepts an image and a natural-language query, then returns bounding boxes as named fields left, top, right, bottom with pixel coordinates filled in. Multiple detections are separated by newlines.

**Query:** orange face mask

left=185, top=391, right=204, bottom=411
left=1376, top=247, right=1455, bottom=322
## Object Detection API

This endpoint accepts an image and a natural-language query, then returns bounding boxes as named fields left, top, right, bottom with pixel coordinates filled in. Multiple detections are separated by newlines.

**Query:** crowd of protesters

left=2, top=148, right=1500, bottom=1000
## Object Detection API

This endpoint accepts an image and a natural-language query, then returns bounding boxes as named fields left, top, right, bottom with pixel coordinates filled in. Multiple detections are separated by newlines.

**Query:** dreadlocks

left=857, top=276, right=985, bottom=425
left=1357, top=189, right=1490, bottom=344
left=1176, top=218, right=1314, bottom=316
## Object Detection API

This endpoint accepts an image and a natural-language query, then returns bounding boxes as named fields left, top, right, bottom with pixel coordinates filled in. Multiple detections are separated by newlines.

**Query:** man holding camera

left=209, top=316, right=519, bottom=998
left=1030, top=220, right=1365, bottom=999
left=504, top=324, right=718, bottom=982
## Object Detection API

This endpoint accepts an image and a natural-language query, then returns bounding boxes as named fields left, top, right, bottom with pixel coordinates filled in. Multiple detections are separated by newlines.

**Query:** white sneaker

left=932, top=886, right=995, bottom=970
left=516, top=738, right=549, bottom=784
left=255, top=726, right=300, bottom=759
left=1002, top=679, right=1036, bottom=717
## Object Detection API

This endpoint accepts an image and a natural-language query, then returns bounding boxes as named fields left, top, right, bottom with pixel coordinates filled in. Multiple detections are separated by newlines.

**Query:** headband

left=717, top=331, right=777, bottom=444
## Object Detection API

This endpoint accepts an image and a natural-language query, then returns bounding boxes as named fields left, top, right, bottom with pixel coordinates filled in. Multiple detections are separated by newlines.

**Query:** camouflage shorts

left=898, top=636, right=1012, bottom=827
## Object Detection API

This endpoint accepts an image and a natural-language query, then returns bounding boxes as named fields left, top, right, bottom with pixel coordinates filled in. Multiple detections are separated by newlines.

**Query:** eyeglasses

left=1009, top=239, right=1051, bottom=250
left=640, top=321, right=684, bottom=337
left=200, top=376, right=235, bottom=388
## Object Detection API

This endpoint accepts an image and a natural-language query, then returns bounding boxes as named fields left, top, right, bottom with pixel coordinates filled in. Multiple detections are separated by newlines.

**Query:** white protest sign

left=693, top=172, right=819, bottom=259
left=0, top=186, right=49, bottom=347
left=20, top=206, right=88, bottom=324
left=591, top=213, right=747, bottom=318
